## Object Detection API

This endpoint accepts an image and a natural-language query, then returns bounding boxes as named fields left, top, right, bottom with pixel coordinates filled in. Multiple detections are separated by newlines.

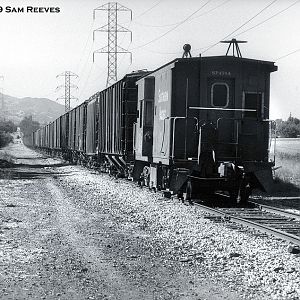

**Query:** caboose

left=133, top=46, right=277, bottom=203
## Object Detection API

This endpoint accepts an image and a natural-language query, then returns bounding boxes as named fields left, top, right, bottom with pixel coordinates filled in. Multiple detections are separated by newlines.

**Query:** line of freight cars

left=24, top=54, right=278, bottom=204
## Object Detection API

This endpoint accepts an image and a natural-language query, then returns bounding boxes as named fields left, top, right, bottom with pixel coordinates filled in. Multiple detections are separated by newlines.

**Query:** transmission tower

left=56, top=71, right=78, bottom=112
left=93, top=2, right=132, bottom=87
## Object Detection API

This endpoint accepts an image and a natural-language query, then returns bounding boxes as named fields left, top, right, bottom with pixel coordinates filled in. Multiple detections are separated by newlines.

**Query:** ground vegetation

left=0, top=120, right=16, bottom=148
left=19, top=116, right=40, bottom=136
left=276, top=116, right=300, bottom=138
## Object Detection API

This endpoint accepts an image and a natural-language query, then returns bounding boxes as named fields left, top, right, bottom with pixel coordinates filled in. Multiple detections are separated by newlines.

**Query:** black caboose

left=134, top=53, right=277, bottom=203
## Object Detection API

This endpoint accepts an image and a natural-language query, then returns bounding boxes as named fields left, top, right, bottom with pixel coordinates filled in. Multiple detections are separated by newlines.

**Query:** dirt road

left=0, top=140, right=241, bottom=300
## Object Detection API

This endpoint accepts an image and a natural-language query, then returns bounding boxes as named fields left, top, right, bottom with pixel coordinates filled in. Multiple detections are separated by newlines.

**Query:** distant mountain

left=0, top=93, right=65, bottom=125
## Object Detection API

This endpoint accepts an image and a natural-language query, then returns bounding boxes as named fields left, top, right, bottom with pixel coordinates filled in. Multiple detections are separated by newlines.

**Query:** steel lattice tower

left=56, top=71, right=78, bottom=112
left=93, top=2, right=132, bottom=87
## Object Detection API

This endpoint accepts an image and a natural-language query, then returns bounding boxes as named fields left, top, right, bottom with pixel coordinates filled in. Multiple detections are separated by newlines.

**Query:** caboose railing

left=190, top=106, right=258, bottom=164
left=267, top=120, right=277, bottom=164
left=168, top=116, right=199, bottom=160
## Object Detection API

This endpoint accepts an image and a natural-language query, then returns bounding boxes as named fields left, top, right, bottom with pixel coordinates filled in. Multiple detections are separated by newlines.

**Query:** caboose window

left=243, top=93, right=263, bottom=119
left=211, top=83, right=229, bottom=107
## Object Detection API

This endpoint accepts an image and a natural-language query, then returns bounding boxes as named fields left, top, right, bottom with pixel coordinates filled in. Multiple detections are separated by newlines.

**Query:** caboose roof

left=138, top=55, right=277, bottom=79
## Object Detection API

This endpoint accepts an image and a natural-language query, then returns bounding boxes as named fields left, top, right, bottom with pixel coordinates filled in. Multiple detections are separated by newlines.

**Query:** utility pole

left=93, top=2, right=132, bottom=87
left=0, top=76, right=4, bottom=113
left=56, top=71, right=78, bottom=112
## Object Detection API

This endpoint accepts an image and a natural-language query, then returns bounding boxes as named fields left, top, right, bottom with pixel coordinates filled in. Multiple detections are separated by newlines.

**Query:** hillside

left=0, top=93, right=65, bottom=125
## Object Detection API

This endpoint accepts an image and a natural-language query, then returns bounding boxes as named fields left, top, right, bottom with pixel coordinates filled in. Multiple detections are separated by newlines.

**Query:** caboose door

left=206, top=78, right=236, bottom=161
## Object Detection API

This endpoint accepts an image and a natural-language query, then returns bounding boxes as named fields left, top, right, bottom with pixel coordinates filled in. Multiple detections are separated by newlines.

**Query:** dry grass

left=254, top=139, right=300, bottom=197
left=0, top=151, right=15, bottom=162
left=0, top=151, right=16, bottom=168
left=264, top=150, right=300, bottom=197
left=275, top=153, right=300, bottom=186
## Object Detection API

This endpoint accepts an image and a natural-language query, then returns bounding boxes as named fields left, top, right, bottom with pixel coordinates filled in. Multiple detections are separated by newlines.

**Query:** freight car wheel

left=239, top=182, right=251, bottom=205
left=229, top=191, right=238, bottom=206
left=142, top=166, right=150, bottom=187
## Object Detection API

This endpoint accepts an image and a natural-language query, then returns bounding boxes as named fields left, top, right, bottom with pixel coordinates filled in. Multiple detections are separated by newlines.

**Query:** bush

left=0, top=120, right=17, bottom=133
left=19, top=116, right=40, bottom=136
left=0, top=131, right=13, bottom=148
left=0, top=120, right=16, bottom=148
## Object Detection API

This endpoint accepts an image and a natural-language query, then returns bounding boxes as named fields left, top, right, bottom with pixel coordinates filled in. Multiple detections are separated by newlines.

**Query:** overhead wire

left=201, top=0, right=279, bottom=54
left=133, top=0, right=231, bottom=56
left=130, top=0, right=165, bottom=22
left=129, top=0, right=213, bottom=51
left=113, top=1, right=165, bottom=76
left=77, top=22, right=96, bottom=85
left=276, top=48, right=300, bottom=61
left=134, top=0, right=231, bottom=28
left=133, top=0, right=299, bottom=57
left=234, top=0, right=300, bottom=38
left=114, top=10, right=134, bottom=77
left=79, top=63, right=96, bottom=99
left=76, top=19, right=95, bottom=76
left=77, top=13, right=108, bottom=99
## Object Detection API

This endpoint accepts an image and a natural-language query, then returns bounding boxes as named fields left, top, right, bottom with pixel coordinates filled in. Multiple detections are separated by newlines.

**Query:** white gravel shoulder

left=56, top=165, right=300, bottom=300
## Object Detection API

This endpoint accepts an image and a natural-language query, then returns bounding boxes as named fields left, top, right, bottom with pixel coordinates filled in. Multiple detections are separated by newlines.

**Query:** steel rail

left=249, top=201, right=300, bottom=221
left=194, top=203, right=300, bottom=247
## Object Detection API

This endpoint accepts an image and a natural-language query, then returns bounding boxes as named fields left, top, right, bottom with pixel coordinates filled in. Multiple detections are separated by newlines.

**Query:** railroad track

left=193, top=201, right=300, bottom=248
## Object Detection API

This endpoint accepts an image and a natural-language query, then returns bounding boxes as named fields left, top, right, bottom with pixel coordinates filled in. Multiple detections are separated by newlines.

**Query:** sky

left=0, top=0, right=299, bottom=120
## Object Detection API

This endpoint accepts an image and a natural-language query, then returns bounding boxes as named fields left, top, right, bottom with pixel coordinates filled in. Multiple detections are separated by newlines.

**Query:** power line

left=201, top=0, right=278, bottom=54
left=79, top=63, right=95, bottom=99
left=132, top=0, right=298, bottom=57
left=134, top=0, right=231, bottom=28
left=130, top=0, right=165, bottom=22
left=76, top=19, right=95, bottom=75
left=276, top=48, right=300, bottom=61
left=234, top=0, right=300, bottom=38
left=77, top=43, right=94, bottom=86
left=129, top=0, right=213, bottom=51
left=116, top=0, right=165, bottom=66
left=127, top=0, right=231, bottom=56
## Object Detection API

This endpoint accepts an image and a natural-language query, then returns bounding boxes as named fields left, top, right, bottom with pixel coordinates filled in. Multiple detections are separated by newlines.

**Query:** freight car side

left=85, top=97, right=98, bottom=155
left=96, top=71, right=149, bottom=176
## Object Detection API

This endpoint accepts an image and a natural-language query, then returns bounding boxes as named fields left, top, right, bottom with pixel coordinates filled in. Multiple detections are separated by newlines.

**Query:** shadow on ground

left=253, top=178, right=300, bottom=210
left=0, top=158, right=68, bottom=180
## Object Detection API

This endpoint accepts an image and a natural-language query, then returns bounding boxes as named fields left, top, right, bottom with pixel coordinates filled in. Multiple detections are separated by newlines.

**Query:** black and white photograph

left=0, top=0, right=300, bottom=299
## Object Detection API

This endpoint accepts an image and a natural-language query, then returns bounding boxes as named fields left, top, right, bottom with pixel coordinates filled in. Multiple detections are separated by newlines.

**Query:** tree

left=0, top=120, right=16, bottom=148
left=0, top=120, right=17, bottom=133
left=277, top=116, right=300, bottom=138
left=19, top=116, right=40, bottom=136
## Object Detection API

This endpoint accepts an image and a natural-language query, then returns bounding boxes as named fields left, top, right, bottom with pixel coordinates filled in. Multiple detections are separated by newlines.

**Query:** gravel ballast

left=54, top=165, right=300, bottom=300
left=1, top=141, right=300, bottom=299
